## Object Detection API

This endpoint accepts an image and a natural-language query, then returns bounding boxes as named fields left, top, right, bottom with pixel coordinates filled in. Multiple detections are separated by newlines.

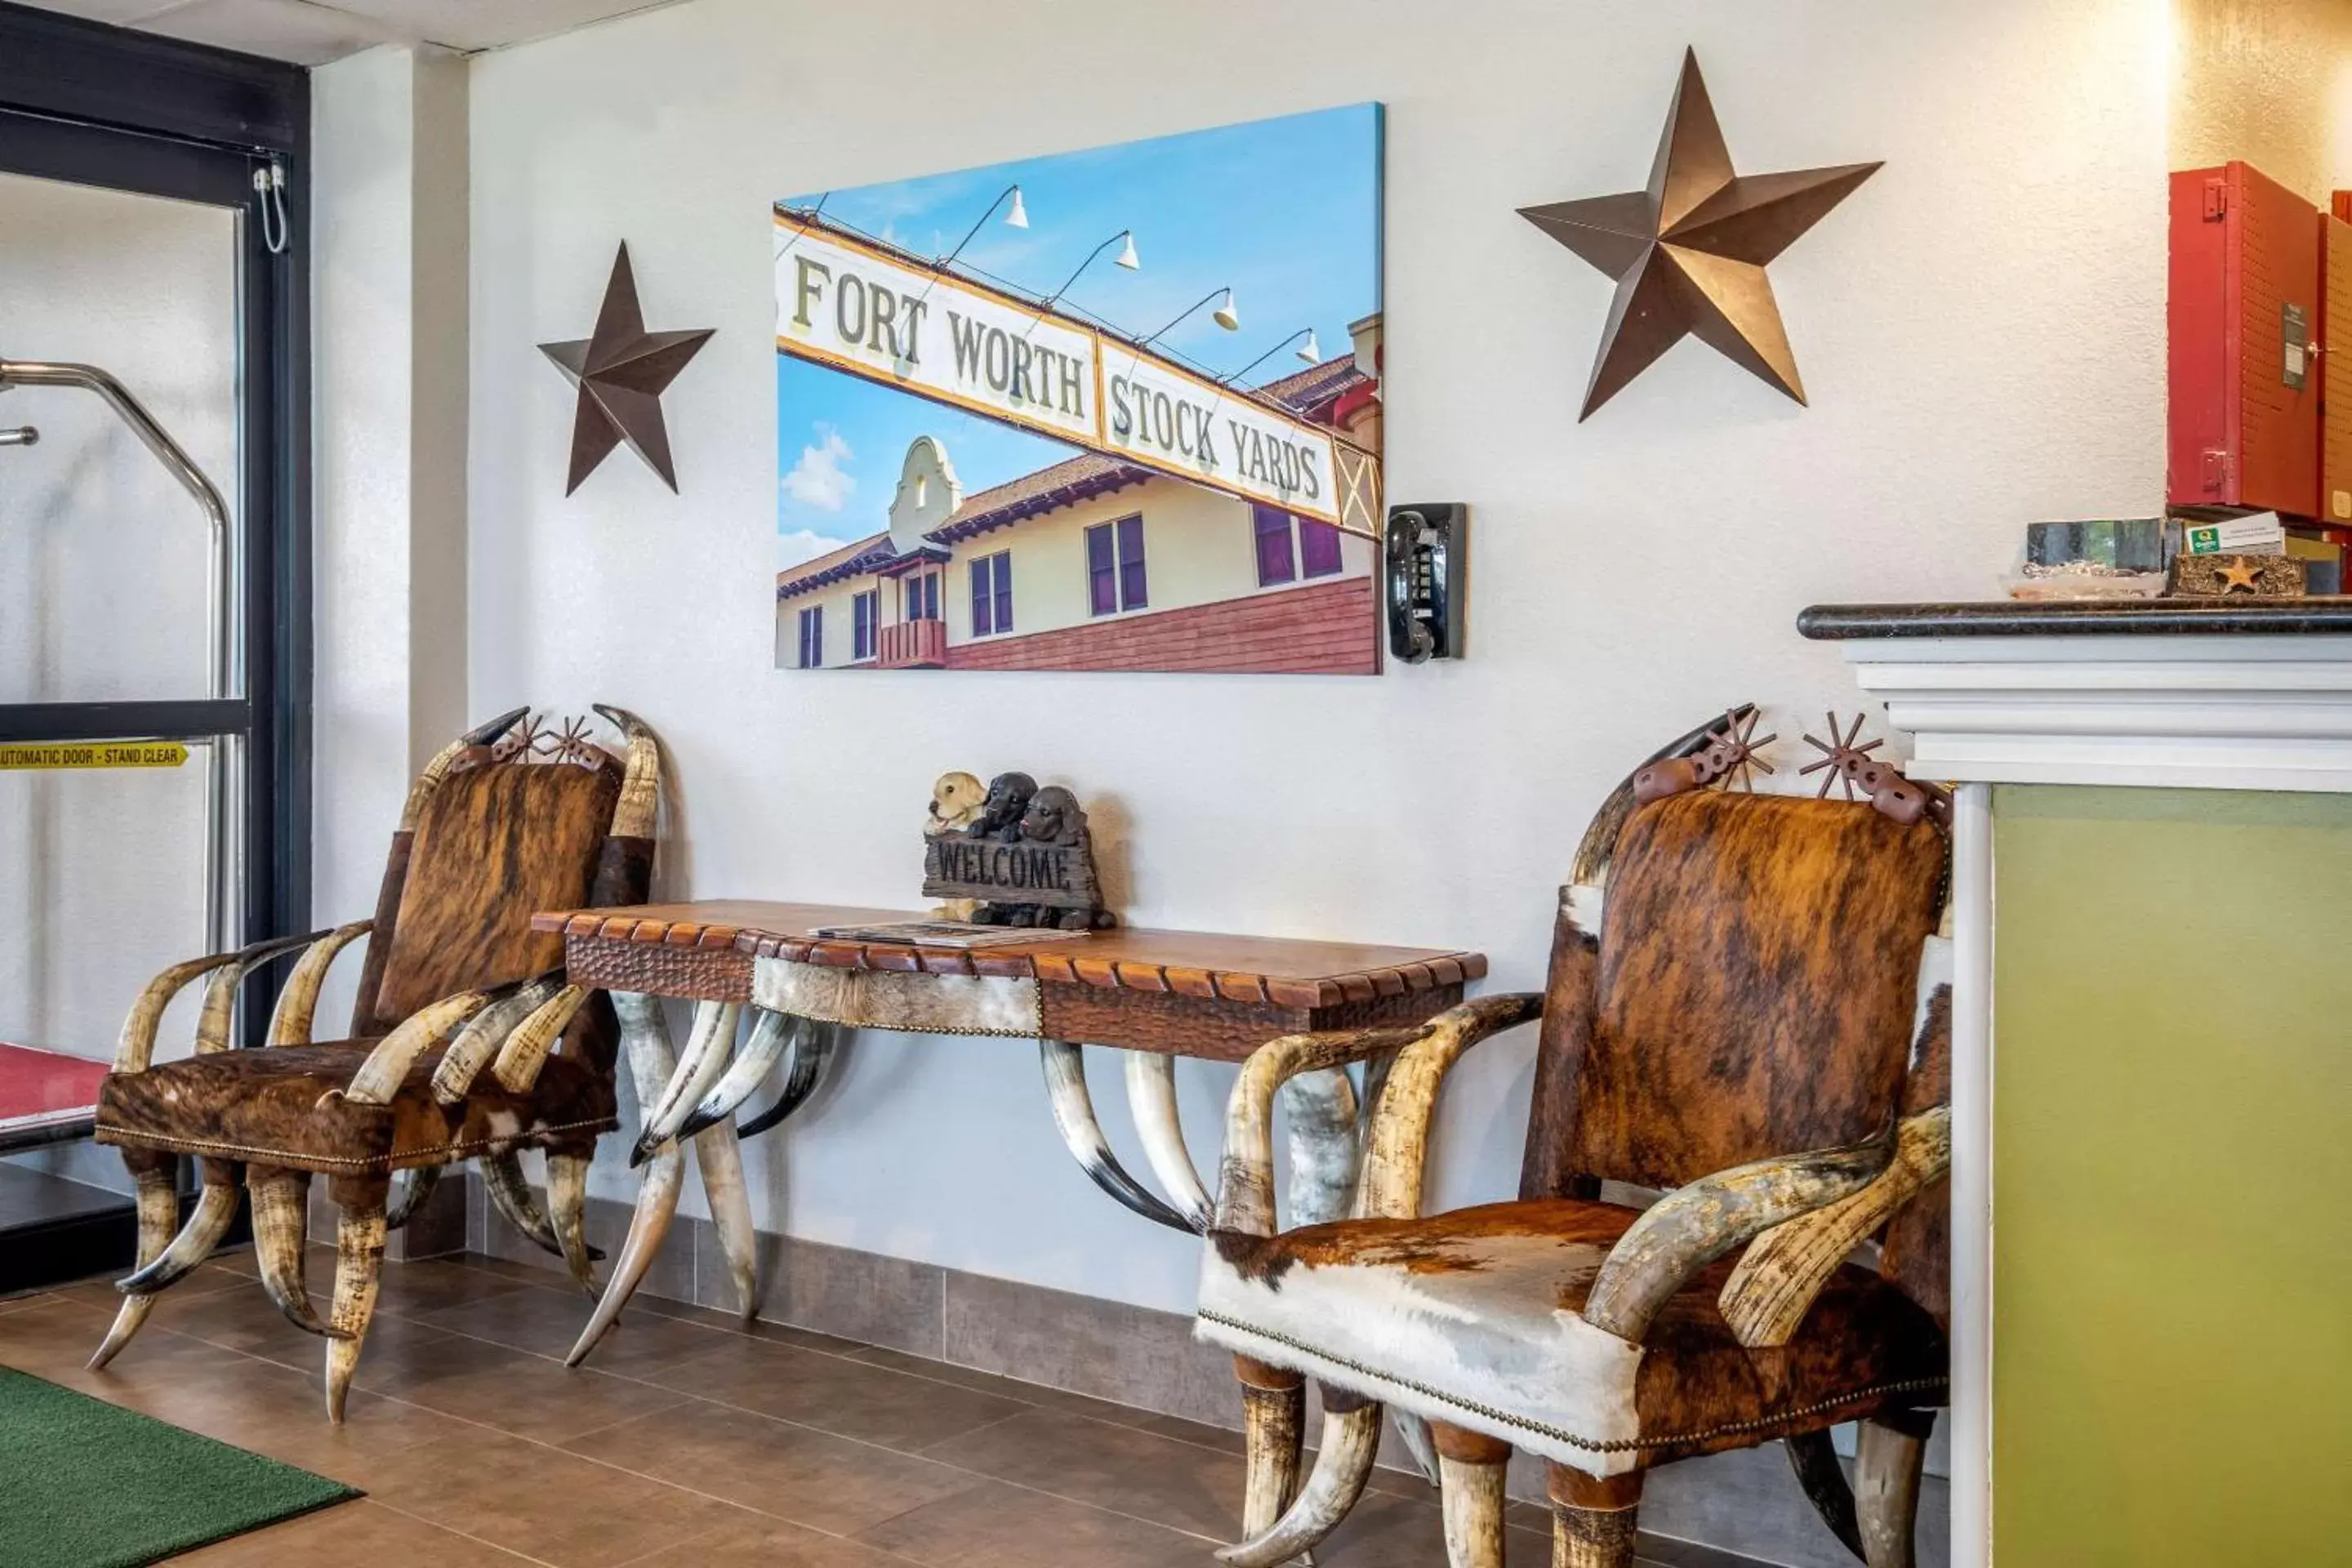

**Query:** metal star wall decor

left=540, top=243, right=715, bottom=494
left=1518, top=49, right=1880, bottom=420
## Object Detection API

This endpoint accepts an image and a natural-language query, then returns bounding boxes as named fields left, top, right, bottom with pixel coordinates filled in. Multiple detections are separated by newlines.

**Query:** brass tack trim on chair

left=1196, top=1309, right=1944, bottom=1455
left=87, top=1117, right=619, bottom=1174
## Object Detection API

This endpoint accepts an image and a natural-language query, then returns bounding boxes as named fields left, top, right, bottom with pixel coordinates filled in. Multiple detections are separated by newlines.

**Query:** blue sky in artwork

left=776, top=102, right=1381, bottom=565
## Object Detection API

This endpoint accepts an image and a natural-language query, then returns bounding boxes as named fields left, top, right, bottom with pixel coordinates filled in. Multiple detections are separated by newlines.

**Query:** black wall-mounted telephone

left=1384, top=503, right=1467, bottom=663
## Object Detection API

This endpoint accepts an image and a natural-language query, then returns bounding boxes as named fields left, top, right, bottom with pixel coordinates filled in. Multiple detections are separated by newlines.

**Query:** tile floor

left=0, top=1247, right=1730, bottom=1566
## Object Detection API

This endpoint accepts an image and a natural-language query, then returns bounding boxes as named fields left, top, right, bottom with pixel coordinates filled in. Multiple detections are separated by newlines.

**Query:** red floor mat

left=0, top=1041, right=108, bottom=1131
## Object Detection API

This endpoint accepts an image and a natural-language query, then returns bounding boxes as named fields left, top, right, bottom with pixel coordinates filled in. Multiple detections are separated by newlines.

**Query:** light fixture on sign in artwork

left=1040, top=229, right=1143, bottom=310
left=1138, top=286, right=1242, bottom=350
left=938, top=183, right=1029, bottom=275
left=1220, top=327, right=1325, bottom=387
left=1517, top=48, right=1881, bottom=420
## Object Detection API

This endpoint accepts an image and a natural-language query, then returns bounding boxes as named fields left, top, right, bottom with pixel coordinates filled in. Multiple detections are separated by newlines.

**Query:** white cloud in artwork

left=777, top=528, right=849, bottom=569
left=782, top=425, right=854, bottom=511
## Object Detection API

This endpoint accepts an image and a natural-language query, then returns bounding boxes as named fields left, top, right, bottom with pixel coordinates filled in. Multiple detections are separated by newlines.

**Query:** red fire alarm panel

left=2168, top=162, right=2321, bottom=516
left=2325, top=194, right=2352, bottom=525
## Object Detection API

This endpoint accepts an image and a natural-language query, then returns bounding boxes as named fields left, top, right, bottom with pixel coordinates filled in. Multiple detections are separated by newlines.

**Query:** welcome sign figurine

left=922, top=771, right=1116, bottom=931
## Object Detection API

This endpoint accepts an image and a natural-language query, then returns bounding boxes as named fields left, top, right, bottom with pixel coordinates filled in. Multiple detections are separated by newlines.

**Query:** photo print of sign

left=773, top=104, right=1384, bottom=675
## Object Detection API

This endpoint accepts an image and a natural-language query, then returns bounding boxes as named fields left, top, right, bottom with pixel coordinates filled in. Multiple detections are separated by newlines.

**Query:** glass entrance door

left=0, top=75, right=306, bottom=1285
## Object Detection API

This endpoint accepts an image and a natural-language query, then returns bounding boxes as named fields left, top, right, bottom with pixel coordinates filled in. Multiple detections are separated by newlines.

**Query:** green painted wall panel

left=1993, top=786, right=2352, bottom=1565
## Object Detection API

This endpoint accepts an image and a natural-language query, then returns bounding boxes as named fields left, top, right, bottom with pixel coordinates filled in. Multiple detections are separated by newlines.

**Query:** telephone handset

left=1384, top=503, right=1467, bottom=663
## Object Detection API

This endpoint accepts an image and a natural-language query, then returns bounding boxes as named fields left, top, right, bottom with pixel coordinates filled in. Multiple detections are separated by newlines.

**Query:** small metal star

left=2215, top=558, right=2262, bottom=593
left=541, top=243, right=714, bottom=495
left=1519, top=49, right=1881, bottom=420
left=1799, top=710, right=1884, bottom=800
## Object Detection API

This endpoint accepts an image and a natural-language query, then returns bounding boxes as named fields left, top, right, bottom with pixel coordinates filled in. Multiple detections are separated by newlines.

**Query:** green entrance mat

left=0, top=1365, right=359, bottom=1566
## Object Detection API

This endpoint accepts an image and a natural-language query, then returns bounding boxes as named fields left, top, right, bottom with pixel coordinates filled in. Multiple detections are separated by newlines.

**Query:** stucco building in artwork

left=776, top=317, right=1383, bottom=675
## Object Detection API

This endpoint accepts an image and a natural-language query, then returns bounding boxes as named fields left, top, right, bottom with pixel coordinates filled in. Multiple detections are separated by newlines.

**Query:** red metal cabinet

left=2324, top=194, right=2352, bottom=525
left=2168, top=162, right=2321, bottom=516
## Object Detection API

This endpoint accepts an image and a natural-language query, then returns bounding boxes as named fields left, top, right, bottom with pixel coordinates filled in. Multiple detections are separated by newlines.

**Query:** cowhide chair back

left=89, top=705, right=658, bottom=1422
left=1194, top=709, right=1954, bottom=1568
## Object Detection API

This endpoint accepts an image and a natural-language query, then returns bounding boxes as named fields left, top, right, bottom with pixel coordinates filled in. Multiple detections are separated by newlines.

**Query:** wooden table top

left=532, top=900, right=1487, bottom=1012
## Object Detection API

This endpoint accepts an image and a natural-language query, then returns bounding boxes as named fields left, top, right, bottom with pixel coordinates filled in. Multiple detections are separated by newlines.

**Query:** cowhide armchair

left=1195, top=712, right=1953, bottom=1568
left=87, top=705, right=661, bottom=1420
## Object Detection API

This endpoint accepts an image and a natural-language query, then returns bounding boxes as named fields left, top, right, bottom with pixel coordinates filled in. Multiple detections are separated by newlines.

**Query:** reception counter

left=1802, top=600, right=2352, bottom=1567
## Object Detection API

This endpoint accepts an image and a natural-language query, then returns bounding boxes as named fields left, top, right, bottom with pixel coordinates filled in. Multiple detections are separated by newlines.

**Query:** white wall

left=461, top=0, right=2169, bottom=1315
left=311, top=43, right=470, bottom=1034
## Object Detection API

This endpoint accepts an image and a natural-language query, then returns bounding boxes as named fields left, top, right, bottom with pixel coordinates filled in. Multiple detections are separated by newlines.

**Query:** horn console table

left=1801, top=598, right=2352, bottom=1568
left=528, top=898, right=1487, bottom=1381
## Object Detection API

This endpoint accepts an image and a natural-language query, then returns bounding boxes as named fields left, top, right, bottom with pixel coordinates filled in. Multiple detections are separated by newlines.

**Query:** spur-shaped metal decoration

left=1798, top=710, right=1884, bottom=800
left=1633, top=707, right=1778, bottom=804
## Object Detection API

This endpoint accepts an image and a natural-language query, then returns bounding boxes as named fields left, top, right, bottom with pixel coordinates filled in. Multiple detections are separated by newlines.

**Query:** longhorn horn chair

left=88, top=706, right=666, bottom=1420
left=1194, top=710, right=1953, bottom=1568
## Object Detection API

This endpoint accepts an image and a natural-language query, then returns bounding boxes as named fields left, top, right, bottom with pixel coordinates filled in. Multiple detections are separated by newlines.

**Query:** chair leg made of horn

left=1430, top=1422, right=1511, bottom=1568
left=1232, top=1357, right=1305, bottom=1542
left=323, top=1174, right=390, bottom=1423
left=1547, top=1464, right=1644, bottom=1568
left=88, top=1147, right=180, bottom=1370
left=1220, top=1379, right=1382, bottom=1567
left=1855, top=1410, right=1934, bottom=1568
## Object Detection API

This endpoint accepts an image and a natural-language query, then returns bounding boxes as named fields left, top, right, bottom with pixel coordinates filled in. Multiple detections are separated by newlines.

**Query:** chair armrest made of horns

left=263, top=921, right=375, bottom=1045
left=1716, top=1105, right=1952, bottom=1349
left=115, top=927, right=341, bottom=1073
left=336, top=973, right=593, bottom=1108
left=1579, top=1129, right=1898, bottom=1345
left=1212, top=993, right=1544, bottom=1238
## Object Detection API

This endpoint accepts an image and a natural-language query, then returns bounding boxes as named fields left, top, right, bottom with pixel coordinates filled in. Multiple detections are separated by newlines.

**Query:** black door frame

left=0, top=1, right=312, bottom=999
left=0, top=7, right=308, bottom=1284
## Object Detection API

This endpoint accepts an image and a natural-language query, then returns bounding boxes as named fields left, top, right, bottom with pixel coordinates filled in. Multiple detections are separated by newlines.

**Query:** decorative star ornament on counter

left=1518, top=49, right=1880, bottom=420
left=540, top=243, right=715, bottom=495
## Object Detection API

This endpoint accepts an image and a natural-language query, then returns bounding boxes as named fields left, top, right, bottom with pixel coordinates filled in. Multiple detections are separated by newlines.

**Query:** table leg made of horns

left=530, top=899, right=1487, bottom=1468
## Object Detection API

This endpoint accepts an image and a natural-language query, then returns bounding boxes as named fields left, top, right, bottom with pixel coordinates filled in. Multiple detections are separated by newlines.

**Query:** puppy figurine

left=967, top=772, right=1038, bottom=842
left=1018, top=786, right=1086, bottom=848
left=926, top=771, right=987, bottom=837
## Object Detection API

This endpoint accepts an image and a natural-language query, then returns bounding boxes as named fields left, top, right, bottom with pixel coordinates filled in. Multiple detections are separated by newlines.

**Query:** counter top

left=1798, top=599, right=2352, bottom=639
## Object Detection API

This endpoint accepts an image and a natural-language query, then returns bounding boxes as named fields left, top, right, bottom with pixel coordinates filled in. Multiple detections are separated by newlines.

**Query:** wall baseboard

left=461, top=1187, right=1944, bottom=1568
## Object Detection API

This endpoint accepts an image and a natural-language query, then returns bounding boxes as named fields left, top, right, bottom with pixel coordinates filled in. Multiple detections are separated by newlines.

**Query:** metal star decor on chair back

left=1518, top=49, right=1880, bottom=420
left=540, top=243, right=715, bottom=495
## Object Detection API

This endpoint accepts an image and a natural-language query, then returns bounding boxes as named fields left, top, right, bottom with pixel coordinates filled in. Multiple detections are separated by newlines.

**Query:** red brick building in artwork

left=776, top=317, right=1383, bottom=676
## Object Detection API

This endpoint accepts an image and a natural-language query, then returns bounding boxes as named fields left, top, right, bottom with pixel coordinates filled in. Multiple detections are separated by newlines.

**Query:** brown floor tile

left=562, top=1399, right=983, bottom=1537
left=167, top=1498, right=545, bottom=1566
left=370, top=1254, right=544, bottom=1319
left=351, top=1326, right=696, bottom=1444
left=82, top=1343, right=483, bottom=1490
left=613, top=1507, right=919, bottom=1567
left=635, top=1293, right=872, bottom=1356
left=130, top=1271, right=459, bottom=1369
left=915, top=1405, right=1246, bottom=1540
left=44, top=1260, right=252, bottom=1312
left=843, top=1346, right=1163, bottom=1425
left=853, top=1478, right=1210, bottom=1567
left=350, top=1423, right=721, bottom=1567
left=1306, top=1488, right=1554, bottom=1566
left=646, top=1336, right=1028, bottom=1452
left=420, top=1277, right=744, bottom=1377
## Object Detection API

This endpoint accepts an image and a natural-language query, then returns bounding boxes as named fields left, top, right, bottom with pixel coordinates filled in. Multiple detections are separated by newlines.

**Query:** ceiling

left=16, top=0, right=679, bottom=65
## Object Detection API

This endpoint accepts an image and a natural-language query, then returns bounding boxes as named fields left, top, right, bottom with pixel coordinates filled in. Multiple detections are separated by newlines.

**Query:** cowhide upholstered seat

left=1201, top=1198, right=1944, bottom=1474
left=1196, top=711, right=1955, bottom=1568
left=87, top=706, right=660, bottom=1421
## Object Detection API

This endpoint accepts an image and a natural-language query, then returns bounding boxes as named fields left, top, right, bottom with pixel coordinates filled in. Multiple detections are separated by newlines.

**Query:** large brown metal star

left=1519, top=50, right=1879, bottom=421
left=540, top=243, right=714, bottom=494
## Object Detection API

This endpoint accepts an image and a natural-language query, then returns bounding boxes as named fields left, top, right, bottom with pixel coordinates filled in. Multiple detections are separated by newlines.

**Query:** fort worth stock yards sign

left=773, top=210, right=1373, bottom=530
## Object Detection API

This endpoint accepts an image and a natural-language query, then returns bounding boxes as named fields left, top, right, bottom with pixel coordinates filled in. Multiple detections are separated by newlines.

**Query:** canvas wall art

left=773, top=104, right=1384, bottom=675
